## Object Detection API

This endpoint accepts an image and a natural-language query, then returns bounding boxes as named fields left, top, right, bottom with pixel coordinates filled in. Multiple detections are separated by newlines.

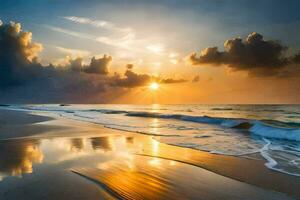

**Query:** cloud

left=45, top=25, right=91, bottom=39
left=188, top=32, right=300, bottom=76
left=111, top=70, right=152, bottom=88
left=61, top=16, right=175, bottom=56
left=62, top=16, right=137, bottom=50
left=49, top=55, right=112, bottom=75
left=192, top=75, right=200, bottom=82
left=47, top=24, right=137, bottom=51
left=0, top=20, right=185, bottom=103
left=126, top=64, right=134, bottom=69
left=84, top=55, right=112, bottom=74
left=292, top=52, right=300, bottom=63
left=54, top=46, right=91, bottom=57
left=95, top=32, right=136, bottom=50
left=110, top=66, right=187, bottom=88
left=0, top=21, right=43, bottom=88
left=146, top=44, right=165, bottom=55
left=160, top=78, right=187, bottom=84
left=63, top=16, right=131, bottom=33
left=64, top=16, right=113, bottom=28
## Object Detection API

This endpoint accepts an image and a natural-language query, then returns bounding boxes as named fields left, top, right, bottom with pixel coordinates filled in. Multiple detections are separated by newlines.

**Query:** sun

left=149, top=82, right=159, bottom=90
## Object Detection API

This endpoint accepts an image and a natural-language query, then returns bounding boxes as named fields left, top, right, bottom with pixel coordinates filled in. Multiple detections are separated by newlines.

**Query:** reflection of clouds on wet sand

left=0, top=140, right=43, bottom=179
left=70, top=138, right=84, bottom=152
left=90, top=137, right=113, bottom=152
left=0, top=131, right=292, bottom=200
left=126, top=136, right=134, bottom=144
left=0, top=134, right=149, bottom=181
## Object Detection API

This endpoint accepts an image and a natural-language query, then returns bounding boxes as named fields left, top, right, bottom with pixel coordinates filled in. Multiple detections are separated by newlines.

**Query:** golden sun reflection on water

left=0, top=129, right=166, bottom=182
left=151, top=139, right=160, bottom=156
left=73, top=154, right=182, bottom=200
left=148, top=158, right=161, bottom=167
left=0, top=127, right=295, bottom=199
left=150, top=104, right=161, bottom=112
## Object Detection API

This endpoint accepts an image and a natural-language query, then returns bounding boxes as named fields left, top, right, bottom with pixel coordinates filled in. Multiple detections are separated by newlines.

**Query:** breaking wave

left=124, top=111, right=300, bottom=142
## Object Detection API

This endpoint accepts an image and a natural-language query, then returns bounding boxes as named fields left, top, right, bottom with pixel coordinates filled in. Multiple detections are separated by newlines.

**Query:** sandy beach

left=0, top=109, right=299, bottom=200
left=1, top=0, right=300, bottom=198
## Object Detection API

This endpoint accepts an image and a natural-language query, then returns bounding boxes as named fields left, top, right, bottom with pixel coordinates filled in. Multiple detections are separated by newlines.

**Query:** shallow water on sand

left=0, top=131, right=295, bottom=200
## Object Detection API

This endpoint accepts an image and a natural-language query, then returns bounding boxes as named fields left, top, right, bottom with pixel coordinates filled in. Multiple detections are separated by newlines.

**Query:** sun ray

left=149, top=82, right=159, bottom=91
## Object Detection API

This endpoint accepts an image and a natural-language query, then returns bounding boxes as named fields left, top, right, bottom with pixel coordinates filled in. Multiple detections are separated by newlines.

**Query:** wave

left=260, top=138, right=300, bottom=177
left=87, top=109, right=128, bottom=114
left=8, top=105, right=300, bottom=142
left=261, top=120, right=300, bottom=128
left=250, top=123, right=300, bottom=141
left=105, top=125, right=182, bottom=137
left=0, top=104, right=10, bottom=107
left=124, top=112, right=300, bottom=142
left=210, top=107, right=233, bottom=111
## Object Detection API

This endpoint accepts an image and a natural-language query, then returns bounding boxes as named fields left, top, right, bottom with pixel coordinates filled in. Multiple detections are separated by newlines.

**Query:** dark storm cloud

left=0, top=20, right=186, bottom=103
left=188, top=32, right=300, bottom=76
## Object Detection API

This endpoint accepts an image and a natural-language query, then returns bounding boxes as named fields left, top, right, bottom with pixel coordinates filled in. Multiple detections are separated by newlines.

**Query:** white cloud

left=48, top=17, right=137, bottom=50
left=45, top=25, right=91, bottom=39
left=169, top=52, right=178, bottom=58
left=146, top=44, right=165, bottom=55
left=170, top=59, right=178, bottom=64
left=47, top=16, right=174, bottom=58
left=63, top=16, right=131, bottom=33
left=47, top=25, right=131, bottom=50
left=54, top=46, right=91, bottom=57
left=96, top=32, right=136, bottom=50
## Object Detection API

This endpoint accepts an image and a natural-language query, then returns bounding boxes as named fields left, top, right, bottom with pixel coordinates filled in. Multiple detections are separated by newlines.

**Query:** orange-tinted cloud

left=67, top=56, right=111, bottom=75
left=0, top=20, right=187, bottom=103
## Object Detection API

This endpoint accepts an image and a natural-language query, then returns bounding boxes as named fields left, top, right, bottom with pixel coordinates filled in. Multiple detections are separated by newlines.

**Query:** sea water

left=8, top=104, right=300, bottom=177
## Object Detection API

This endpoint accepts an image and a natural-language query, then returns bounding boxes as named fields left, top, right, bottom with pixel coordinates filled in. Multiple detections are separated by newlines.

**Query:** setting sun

left=149, top=82, right=159, bottom=90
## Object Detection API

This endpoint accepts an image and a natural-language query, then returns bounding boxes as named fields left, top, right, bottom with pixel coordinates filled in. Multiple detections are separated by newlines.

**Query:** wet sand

left=0, top=109, right=299, bottom=199
left=0, top=110, right=63, bottom=140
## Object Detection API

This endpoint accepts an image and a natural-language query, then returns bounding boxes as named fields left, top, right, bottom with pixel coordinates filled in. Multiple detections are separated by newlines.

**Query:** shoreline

left=0, top=109, right=299, bottom=199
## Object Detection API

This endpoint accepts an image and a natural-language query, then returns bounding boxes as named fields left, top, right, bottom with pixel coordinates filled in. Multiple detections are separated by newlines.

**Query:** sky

left=0, top=0, right=300, bottom=104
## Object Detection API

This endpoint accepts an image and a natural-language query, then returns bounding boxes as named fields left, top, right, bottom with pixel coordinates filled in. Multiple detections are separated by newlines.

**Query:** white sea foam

left=260, top=138, right=300, bottom=177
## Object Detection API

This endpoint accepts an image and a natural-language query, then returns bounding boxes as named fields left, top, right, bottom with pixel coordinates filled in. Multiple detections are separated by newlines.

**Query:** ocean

left=7, top=104, right=300, bottom=177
